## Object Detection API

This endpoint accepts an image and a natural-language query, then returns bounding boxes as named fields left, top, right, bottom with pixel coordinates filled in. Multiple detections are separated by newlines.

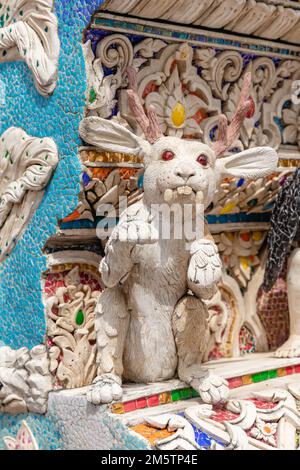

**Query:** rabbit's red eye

left=197, top=154, right=208, bottom=166
left=162, top=150, right=175, bottom=161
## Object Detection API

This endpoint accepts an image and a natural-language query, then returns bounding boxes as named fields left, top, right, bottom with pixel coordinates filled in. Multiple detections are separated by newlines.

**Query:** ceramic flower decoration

left=250, top=419, right=277, bottom=446
left=143, top=43, right=219, bottom=139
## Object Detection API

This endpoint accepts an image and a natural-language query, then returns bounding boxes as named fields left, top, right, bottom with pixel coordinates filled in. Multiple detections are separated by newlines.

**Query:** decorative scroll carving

left=84, top=36, right=300, bottom=151
left=214, top=230, right=267, bottom=288
left=83, top=34, right=133, bottom=118
left=0, top=0, right=60, bottom=96
left=184, top=387, right=300, bottom=450
left=0, top=127, right=58, bottom=262
left=44, top=258, right=103, bottom=389
left=0, top=345, right=52, bottom=414
left=138, top=43, right=220, bottom=139
left=204, top=274, right=244, bottom=360
left=196, top=49, right=243, bottom=101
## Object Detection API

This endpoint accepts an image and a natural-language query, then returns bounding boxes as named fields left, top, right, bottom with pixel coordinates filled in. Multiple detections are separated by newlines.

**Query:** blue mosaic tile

left=0, top=0, right=106, bottom=349
left=177, top=412, right=224, bottom=449
left=192, top=423, right=224, bottom=449
left=206, top=212, right=271, bottom=225
left=93, top=17, right=300, bottom=58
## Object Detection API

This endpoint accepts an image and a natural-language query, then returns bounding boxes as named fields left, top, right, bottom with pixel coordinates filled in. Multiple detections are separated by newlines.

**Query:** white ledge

left=101, top=0, right=300, bottom=44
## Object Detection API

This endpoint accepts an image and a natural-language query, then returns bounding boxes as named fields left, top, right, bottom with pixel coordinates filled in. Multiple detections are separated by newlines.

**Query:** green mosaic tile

left=171, top=390, right=181, bottom=401
left=268, top=369, right=278, bottom=379
left=179, top=388, right=192, bottom=399
left=252, top=372, right=263, bottom=383
left=252, top=370, right=269, bottom=383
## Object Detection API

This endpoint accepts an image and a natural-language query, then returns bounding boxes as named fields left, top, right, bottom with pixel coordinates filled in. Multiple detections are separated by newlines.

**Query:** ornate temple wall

left=1, top=0, right=300, bottom=451
left=0, top=1, right=105, bottom=349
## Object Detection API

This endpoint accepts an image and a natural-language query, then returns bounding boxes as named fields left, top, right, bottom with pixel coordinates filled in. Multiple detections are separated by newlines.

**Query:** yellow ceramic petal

left=171, top=102, right=186, bottom=127
left=252, top=231, right=262, bottom=242
left=220, top=202, right=236, bottom=214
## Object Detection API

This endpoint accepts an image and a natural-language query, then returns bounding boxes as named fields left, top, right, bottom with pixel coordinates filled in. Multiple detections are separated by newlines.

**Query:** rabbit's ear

left=16, top=421, right=39, bottom=450
left=3, top=436, right=17, bottom=450
left=79, top=117, right=151, bottom=159
left=216, top=147, right=278, bottom=180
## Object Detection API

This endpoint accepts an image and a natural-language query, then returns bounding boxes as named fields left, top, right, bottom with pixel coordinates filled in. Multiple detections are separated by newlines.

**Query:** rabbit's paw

left=188, top=240, right=222, bottom=289
left=113, top=220, right=158, bottom=245
left=196, top=374, right=229, bottom=405
left=87, top=374, right=123, bottom=405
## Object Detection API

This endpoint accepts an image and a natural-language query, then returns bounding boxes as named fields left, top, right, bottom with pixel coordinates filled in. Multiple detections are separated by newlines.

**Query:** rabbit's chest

left=131, top=240, right=190, bottom=284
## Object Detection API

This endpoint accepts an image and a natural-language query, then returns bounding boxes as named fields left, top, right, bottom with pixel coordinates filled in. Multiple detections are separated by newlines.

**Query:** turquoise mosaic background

left=0, top=0, right=104, bottom=350
left=0, top=413, right=62, bottom=450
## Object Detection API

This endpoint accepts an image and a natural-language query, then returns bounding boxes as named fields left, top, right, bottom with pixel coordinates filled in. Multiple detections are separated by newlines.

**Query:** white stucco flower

left=250, top=419, right=277, bottom=446
left=145, top=64, right=208, bottom=138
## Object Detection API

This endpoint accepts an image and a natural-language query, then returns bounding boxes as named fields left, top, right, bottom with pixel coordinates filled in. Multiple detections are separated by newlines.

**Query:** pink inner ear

left=126, top=66, right=163, bottom=144
left=212, top=72, right=253, bottom=158
left=16, top=423, right=33, bottom=449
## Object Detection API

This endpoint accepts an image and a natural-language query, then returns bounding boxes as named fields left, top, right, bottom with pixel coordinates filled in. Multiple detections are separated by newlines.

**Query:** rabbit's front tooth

left=177, top=186, right=192, bottom=196
left=196, top=191, right=204, bottom=204
left=164, top=189, right=174, bottom=203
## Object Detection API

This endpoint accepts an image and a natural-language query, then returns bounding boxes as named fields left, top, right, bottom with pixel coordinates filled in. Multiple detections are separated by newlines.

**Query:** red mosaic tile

left=123, top=400, right=136, bottom=413
left=228, top=377, right=243, bottom=389
left=285, top=366, right=294, bottom=375
left=147, top=395, right=160, bottom=407
left=136, top=397, right=147, bottom=409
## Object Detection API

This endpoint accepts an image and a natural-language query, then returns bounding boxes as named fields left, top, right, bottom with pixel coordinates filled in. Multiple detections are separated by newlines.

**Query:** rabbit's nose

left=175, top=167, right=196, bottom=182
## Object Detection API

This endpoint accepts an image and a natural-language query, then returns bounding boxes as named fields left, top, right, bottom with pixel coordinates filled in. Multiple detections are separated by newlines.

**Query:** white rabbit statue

left=79, top=69, right=278, bottom=406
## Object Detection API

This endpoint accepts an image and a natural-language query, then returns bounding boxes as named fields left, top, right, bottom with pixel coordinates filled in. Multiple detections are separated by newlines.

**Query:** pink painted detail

left=213, top=72, right=252, bottom=157
left=44, top=270, right=102, bottom=299
left=208, top=345, right=225, bottom=361
left=4, top=421, right=39, bottom=450
left=247, top=398, right=279, bottom=410
left=210, top=407, right=239, bottom=423
left=239, top=325, right=256, bottom=355
left=79, top=271, right=101, bottom=291
left=127, top=66, right=163, bottom=144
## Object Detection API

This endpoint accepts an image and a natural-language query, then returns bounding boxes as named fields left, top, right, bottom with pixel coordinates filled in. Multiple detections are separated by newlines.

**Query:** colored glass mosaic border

left=111, top=364, right=300, bottom=414
left=93, top=15, right=300, bottom=59
left=111, top=387, right=199, bottom=414
left=60, top=212, right=272, bottom=231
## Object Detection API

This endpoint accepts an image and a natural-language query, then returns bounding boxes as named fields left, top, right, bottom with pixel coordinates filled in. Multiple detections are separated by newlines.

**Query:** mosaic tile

left=0, top=0, right=106, bottom=349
